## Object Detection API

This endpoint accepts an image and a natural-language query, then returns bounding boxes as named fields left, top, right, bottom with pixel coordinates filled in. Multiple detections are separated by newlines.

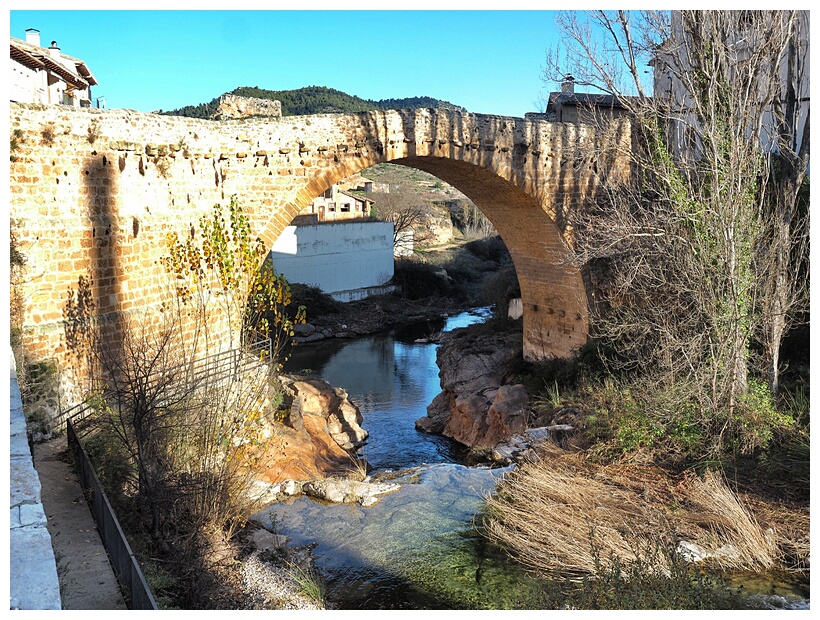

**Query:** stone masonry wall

left=9, top=102, right=631, bottom=414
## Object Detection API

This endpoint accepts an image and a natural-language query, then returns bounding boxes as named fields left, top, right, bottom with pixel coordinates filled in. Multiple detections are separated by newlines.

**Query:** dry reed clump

left=484, top=443, right=783, bottom=579
left=483, top=445, right=674, bottom=577
left=683, top=470, right=779, bottom=571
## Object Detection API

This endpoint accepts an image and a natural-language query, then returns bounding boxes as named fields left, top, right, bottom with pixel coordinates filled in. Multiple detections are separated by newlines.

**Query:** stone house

left=10, top=29, right=98, bottom=107
left=300, top=183, right=375, bottom=223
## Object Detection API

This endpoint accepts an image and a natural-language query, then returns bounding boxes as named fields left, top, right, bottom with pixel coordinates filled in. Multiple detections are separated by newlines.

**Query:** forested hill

left=159, top=85, right=466, bottom=118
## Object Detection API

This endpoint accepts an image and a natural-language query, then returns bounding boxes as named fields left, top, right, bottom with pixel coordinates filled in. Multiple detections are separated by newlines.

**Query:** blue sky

left=8, top=6, right=569, bottom=118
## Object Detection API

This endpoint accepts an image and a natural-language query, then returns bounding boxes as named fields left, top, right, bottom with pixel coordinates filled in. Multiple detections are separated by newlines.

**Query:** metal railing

left=66, top=418, right=158, bottom=610
left=53, top=335, right=273, bottom=436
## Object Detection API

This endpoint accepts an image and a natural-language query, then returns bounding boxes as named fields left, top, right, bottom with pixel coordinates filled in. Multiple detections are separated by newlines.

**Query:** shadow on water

left=256, top=464, right=545, bottom=610
left=270, top=307, right=552, bottom=608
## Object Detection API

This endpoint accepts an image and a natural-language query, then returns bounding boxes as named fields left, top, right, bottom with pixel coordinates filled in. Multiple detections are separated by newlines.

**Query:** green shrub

left=732, top=379, right=795, bottom=454
left=615, top=409, right=665, bottom=451
left=287, top=283, right=344, bottom=318
left=463, top=236, right=510, bottom=262
left=392, top=258, right=456, bottom=300
left=512, top=339, right=606, bottom=394
left=756, top=426, right=810, bottom=500
left=82, top=419, right=136, bottom=503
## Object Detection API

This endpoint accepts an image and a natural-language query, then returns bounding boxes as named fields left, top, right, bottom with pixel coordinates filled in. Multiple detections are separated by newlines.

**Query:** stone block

left=9, top=525, right=61, bottom=610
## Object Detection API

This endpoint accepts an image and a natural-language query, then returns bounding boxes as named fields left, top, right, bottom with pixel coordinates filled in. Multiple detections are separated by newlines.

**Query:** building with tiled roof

left=297, top=183, right=375, bottom=223
left=526, top=76, right=630, bottom=125
left=10, top=28, right=98, bottom=107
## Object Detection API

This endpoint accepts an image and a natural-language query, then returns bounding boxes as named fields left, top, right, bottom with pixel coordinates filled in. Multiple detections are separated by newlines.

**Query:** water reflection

left=268, top=308, right=547, bottom=609
left=283, top=308, right=491, bottom=470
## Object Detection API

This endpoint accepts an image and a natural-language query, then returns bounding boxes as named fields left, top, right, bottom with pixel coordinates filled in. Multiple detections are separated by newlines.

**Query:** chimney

left=25, top=28, right=41, bottom=47
left=48, top=40, right=61, bottom=60
left=561, top=75, right=575, bottom=95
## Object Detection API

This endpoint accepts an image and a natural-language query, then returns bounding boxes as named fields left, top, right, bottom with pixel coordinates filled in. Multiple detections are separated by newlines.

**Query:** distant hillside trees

left=157, top=98, right=220, bottom=119
left=160, top=85, right=466, bottom=118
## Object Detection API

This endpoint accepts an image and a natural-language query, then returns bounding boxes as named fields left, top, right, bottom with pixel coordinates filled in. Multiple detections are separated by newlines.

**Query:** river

left=252, top=308, right=809, bottom=610
left=254, top=308, right=547, bottom=609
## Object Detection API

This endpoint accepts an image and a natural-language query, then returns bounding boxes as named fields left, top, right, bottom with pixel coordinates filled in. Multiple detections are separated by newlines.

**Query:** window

left=341, top=203, right=351, bottom=212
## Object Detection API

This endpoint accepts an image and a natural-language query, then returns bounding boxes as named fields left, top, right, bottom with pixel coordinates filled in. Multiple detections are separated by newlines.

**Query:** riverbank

left=289, top=287, right=469, bottom=344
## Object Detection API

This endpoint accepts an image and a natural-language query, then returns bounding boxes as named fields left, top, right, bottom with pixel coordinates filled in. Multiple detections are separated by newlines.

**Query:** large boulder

left=256, top=377, right=369, bottom=485
left=415, top=326, right=527, bottom=450
left=443, top=384, right=529, bottom=449
left=285, top=378, right=369, bottom=451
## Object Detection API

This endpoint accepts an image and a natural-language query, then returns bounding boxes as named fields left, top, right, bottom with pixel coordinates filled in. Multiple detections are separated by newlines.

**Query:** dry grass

left=484, top=443, right=674, bottom=577
left=484, top=443, right=789, bottom=580
left=683, top=470, right=779, bottom=571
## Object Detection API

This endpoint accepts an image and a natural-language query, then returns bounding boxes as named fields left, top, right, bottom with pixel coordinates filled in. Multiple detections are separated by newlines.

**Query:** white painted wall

left=269, top=221, right=395, bottom=300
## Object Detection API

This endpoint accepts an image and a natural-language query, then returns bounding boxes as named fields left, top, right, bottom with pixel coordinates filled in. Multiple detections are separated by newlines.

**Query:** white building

left=269, top=220, right=396, bottom=302
left=10, top=29, right=98, bottom=107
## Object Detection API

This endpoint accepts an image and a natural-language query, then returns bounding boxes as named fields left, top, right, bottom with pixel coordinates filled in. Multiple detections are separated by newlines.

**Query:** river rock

left=292, top=332, right=326, bottom=344
left=676, top=540, right=743, bottom=564
left=255, top=377, right=370, bottom=485
left=293, top=323, right=317, bottom=337
left=442, top=385, right=530, bottom=449
left=285, top=378, right=369, bottom=451
left=301, top=478, right=401, bottom=507
left=249, top=527, right=290, bottom=551
left=489, top=425, right=570, bottom=465
left=415, top=327, right=526, bottom=450
left=246, top=478, right=305, bottom=504
left=416, top=391, right=452, bottom=434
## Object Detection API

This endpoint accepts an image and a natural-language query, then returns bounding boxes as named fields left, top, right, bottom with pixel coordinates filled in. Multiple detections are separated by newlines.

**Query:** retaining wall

left=8, top=349, right=61, bottom=610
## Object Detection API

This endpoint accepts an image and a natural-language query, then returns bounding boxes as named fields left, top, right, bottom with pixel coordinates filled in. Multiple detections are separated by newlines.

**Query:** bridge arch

left=269, top=153, right=591, bottom=360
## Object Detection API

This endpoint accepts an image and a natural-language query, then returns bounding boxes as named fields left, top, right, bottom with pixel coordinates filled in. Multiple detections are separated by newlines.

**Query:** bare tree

left=64, top=198, right=301, bottom=603
left=453, top=200, right=497, bottom=240
left=754, top=12, right=810, bottom=393
left=545, top=11, right=808, bottom=446
left=371, top=186, right=435, bottom=251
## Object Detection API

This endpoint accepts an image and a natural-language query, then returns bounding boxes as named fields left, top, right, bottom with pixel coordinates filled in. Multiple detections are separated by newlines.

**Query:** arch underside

left=267, top=153, right=589, bottom=360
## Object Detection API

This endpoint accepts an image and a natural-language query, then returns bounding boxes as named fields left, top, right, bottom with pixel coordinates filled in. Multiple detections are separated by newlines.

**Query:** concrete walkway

left=33, top=437, right=127, bottom=610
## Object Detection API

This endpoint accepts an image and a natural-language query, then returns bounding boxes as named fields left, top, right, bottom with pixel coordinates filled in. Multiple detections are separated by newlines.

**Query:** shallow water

left=257, top=463, right=546, bottom=609
left=258, top=307, right=810, bottom=609
left=260, top=308, right=551, bottom=608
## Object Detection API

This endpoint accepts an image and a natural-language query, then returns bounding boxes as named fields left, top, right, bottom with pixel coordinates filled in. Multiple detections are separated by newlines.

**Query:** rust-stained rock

left=258, top=413, right=353, bottom=485
left=442, top=384, right=529, bottom=449
left=257, top=376, right=369, bottom=486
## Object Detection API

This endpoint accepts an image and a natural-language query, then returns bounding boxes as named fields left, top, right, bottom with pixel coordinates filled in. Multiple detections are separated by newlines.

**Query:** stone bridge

left=9, top=102, right=631, bottom=404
